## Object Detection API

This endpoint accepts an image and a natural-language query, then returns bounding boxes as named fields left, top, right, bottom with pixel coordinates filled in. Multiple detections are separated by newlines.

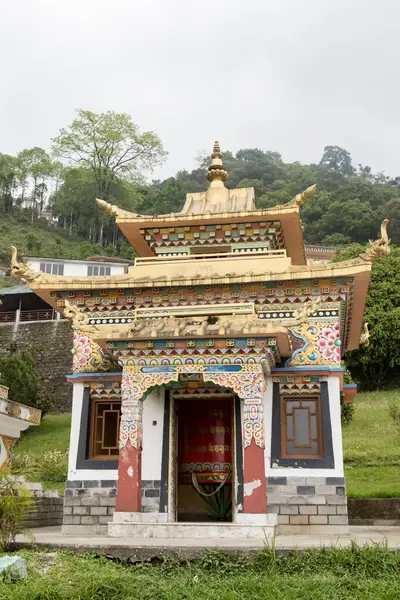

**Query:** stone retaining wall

left=267, top=476, right=348, bottom=533
left=62, top=479, right=161, bottom=534
left=24, top=496, right=63, bottom=528
left=0, top=320, right=73, bottom=412
left=348, top=498, right=400, bottom=525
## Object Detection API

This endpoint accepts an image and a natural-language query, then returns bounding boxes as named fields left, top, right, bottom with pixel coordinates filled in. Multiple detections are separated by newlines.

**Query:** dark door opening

left=176, top=396, right=234, bottom=522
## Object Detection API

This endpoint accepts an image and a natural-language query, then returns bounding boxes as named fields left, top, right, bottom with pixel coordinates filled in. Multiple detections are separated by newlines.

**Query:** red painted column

left=116, top=439, right=142, bottom=512
left=243, top=401, right=267, bottom=514
left=115, top=368, right=143, bottom=513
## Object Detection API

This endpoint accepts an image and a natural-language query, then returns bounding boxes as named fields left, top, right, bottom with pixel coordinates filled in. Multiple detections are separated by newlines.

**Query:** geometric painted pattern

left=140, top=221, right=285, bottom=254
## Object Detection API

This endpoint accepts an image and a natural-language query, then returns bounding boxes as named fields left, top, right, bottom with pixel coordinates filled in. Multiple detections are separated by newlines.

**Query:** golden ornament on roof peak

left=207, top=140, right=228, bottom=183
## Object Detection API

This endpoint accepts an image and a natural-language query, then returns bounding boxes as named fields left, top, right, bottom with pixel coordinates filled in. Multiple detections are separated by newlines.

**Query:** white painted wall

left=264, top=375, right=344, bottom=478
left=67, top=383, right=165, bottom=482
left=26, top=258, right=127, bottom=277
left=142, top=388, right=165, bottom=481
left=67, top=382, right=117, bottom=481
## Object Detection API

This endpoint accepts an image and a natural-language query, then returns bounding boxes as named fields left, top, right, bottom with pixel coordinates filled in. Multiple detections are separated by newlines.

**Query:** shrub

left=388, top=401, right=400, bottom=432
left=0, top=347, right=54, bottom=415
left=0, top=466, right=35, bottom=551
left=39, top=450, right=69, bottom=482
left=341, top=402, right=355, bottom=425
left=13, top=450, right=68, bottom=483
left=342, top=364, right=354, bottom=384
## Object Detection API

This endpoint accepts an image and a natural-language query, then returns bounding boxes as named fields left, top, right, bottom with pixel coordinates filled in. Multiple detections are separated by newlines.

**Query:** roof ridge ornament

left=360, top=322, right=370, bottom=346
left=359, top=219, right=390, bottom=262
left=10, top=246, right=42, bottom=282
left=96, top=198, right=139, bottom=219
left=290, top=184, right=317, bottom=207
left=96, top=199, right=120, bottom=217
left=63, top=300, right=98, bottom=332
left=206, top=140, right=228, bottom=184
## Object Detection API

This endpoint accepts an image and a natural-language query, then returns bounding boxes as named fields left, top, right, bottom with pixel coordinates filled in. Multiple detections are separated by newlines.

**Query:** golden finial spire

left=207, top=140, right=228, bottom=184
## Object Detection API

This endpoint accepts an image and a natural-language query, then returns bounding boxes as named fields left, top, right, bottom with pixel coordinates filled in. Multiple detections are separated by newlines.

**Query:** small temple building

left=11, top=142, right=390, bottom=537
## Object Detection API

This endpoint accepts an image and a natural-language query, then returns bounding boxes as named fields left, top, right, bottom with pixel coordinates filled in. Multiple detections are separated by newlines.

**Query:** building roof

left=96, top=142, right=317, bottom=266
left=0, top=285, right=32, bottom=296
left=23, top=256, right=131, bottom=266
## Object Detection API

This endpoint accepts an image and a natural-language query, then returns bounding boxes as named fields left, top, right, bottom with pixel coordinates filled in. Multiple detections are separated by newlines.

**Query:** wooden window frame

left=280, top=394, right=323, bottom=459
left=89, top=398, right=121, bottom=460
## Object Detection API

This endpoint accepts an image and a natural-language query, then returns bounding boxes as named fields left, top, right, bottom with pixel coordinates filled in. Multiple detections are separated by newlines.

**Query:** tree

left=387, top=199, right=400, bottom=245
left=319, top=145, right=355, bottom=177
left=317, top=198, right=380, bottom=243
left=333, top=246, right=400, bottom=390
left=0, top=348, right=54, bottom=414
left=17, top=147, right=53, bottom=219
left=50, top=166, right=139, bottom=245
left=0, top=154, right=18, bottom=214
left=136, top=178, right=185, bottom=215
left=52, top=109, right=167, bottom=203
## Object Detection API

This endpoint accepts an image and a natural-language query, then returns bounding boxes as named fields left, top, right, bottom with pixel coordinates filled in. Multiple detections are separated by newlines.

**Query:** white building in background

left=23, top=256, right=132, bottom=277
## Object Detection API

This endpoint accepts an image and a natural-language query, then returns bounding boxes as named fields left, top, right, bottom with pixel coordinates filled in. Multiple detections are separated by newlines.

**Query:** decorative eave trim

left=96, top=198, right=302, bottom=225
left=25, top=257, right=372, bottom=291
left=66, top=372, right=122, bottom=382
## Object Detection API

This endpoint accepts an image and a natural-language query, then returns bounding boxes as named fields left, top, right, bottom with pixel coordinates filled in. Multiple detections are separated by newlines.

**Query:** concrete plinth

left=108, top=513, right=277, bottom=539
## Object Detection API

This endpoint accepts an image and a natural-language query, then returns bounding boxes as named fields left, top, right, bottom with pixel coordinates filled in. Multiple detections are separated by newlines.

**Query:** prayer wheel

left=178, top=398, right=233, bottom=485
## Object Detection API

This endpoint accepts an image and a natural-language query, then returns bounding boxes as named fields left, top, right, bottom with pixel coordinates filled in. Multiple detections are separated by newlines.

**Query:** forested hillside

left=1, top=110, right=399, bottom=260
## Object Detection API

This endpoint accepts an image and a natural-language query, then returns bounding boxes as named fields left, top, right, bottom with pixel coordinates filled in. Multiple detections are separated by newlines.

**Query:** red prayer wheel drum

left=178, top=398, right=233, bottom=484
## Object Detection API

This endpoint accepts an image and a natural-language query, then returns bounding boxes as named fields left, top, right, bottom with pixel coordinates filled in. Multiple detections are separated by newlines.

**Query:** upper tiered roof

left=96, top=142, right=317, bottom=265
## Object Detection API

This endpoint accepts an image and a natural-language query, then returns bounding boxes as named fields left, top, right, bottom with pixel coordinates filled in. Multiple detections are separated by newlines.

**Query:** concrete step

left=108, top=519, right=277, bottom=539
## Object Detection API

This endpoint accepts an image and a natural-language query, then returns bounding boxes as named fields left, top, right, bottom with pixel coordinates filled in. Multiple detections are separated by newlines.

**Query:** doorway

left=176, top=396, right=234, bottom=522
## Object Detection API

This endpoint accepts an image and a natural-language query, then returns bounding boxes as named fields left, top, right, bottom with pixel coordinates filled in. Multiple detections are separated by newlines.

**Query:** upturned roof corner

left=10, top=246, right=44, bottom=282
left=359, top=219, right=391, bottom=262
left=95, top=199, right=138, bottom=220
left=288, top=184, right=317, bottom=207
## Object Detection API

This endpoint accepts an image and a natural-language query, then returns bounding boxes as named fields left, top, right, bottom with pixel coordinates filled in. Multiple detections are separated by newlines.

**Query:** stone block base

left=62, top=479, right=161, bottom=533
left=267, top=475, right=349, bottom=531
left=278, top=524, right=349, bottom=535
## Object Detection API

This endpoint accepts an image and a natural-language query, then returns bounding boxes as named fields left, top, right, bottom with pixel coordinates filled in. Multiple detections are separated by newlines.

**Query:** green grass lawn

left=12, top=414, right=71, bottom=495
left=13, top=414, right=71, bottom=457
left=342, top=389, right=400, bottom=498
left=13, top=390, right=400, bottom=499
left=342, top=390, right=400, bottom=466
left=0, top=547, right=399, bottom=600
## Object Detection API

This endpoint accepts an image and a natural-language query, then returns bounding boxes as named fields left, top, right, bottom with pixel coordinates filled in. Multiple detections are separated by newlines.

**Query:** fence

left=0, top=309, right=60, bottom=323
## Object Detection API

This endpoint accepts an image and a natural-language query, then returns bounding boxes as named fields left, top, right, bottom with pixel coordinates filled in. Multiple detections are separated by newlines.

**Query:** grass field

left=13, top=390, right=400, bottom=498
left=0, top=546, right=399, bottom=600
left=342, top=389, right=400, bottom=497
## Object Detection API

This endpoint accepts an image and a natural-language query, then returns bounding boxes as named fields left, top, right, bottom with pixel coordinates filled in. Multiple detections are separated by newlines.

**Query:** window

left=87, top=265, right=111, bottom=276
left=281, top=396, right=322, bottom=458
left=89, top=400, right=121, bottom=459
left=39, top=262, right=64, bottom=275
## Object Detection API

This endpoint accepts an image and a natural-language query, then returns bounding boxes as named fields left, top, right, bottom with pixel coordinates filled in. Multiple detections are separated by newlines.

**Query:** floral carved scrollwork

left=119, top=366, right=178, bottom=449
left=203, top=369, right=266, bottom=449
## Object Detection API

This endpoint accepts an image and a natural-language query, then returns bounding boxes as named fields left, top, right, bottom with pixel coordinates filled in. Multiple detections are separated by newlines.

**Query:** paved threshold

left=13, top=526, right=400, bottom=559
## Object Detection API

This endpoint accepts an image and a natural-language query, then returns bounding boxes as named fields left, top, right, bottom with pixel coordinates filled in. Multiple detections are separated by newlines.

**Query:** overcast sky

left=1, top=0, right=399, bottom=181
